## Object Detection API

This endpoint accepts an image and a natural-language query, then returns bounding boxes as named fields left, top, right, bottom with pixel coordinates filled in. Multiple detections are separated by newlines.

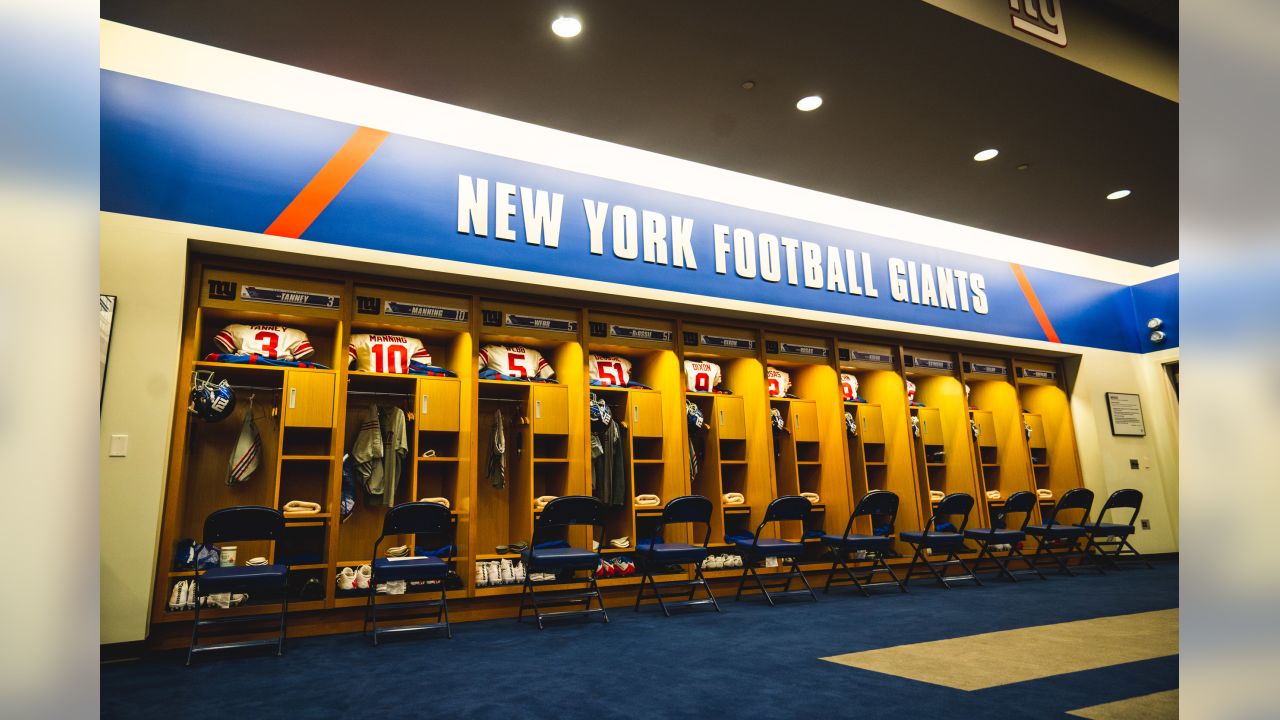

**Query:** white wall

left=99, top=218, right=187, bottom=644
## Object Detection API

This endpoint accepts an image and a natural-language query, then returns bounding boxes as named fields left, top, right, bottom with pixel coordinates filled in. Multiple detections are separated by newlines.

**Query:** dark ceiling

left=102, top=0, right=1178, bottom=266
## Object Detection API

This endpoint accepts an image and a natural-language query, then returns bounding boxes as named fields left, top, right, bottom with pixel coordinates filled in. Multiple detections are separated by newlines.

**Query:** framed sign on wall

left=1105, top=392, right=1146, bottom=436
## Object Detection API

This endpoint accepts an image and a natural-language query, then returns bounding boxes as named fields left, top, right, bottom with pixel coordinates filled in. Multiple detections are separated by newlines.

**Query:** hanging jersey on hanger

left=213, top=324, right=315, bottom=361
left=588, top=354, right=632, bottom=387
left=349, top=333, right=431, bottom=374
left=766, top=367, right=792, bottom=397
left=479, top=344, right=555, bottom=380
left=683, top=360, right=723, bottom=393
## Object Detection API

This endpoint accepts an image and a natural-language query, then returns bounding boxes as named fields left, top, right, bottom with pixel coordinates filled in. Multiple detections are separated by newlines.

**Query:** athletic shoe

left=336, top=566, right=357, bottom=591
left=613, top=557, right=636, bottom=576
left=499, top=559, right=514, bottom=584
left=476, top=563, right=488, bottom=587
left=356, top=564, right=372, bottom=590
left=513, top=561, right=526, bottom=583
left=485, top=561, right=501, bottom=586
left=169, top=580, right=184, bottom=610
left=594, top=560, right=613, bottom=579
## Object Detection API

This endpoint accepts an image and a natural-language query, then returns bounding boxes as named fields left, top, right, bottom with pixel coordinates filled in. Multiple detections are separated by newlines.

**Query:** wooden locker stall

left=680, top=322, right=773, bottom=579
left=902, top=348, right=985, bottom=528
left=837, top=341, right=923, bottom=557
left=1015, top=359, right=1086, bottom=521
left=960, top=355, right=1038, bottom=528
left=582, top=312, right=686, bottom=587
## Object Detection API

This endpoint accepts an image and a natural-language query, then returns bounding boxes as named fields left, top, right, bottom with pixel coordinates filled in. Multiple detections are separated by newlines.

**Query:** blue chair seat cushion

left=636, top=541, right=708, bottom=565
left=900, top=531, right=965, bottom=548
left=524, top=547, right=600, bottom=571
left=963, top=528, right=1026, bottom=543
left=1084, top=522, right=1135, bottom=537
left=373, top=556, right=447, bottom=581
left=822, top=533, right=895, bottom=552
left=735, top=538, right=803, bottom=557
left=1026, top=524, right=1087, bottom=540
left=198, top=564, right=287, bottom=593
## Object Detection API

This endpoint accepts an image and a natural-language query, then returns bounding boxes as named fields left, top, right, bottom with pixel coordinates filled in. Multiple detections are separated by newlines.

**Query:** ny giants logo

left=1010, top=0, right=1067, bottom=47
left=207, top=280, right=237, bottom=301
left=356, top=296, right=381, bottom=315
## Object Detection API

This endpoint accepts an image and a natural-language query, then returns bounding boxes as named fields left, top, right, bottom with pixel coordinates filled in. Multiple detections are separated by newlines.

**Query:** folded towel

left=1037, top=488, right=1054, bottom=499
left=800, top=492, right=820, bottom=505
left=929, top=490, right=945, bottom=502
left=534, top=495, right=558, bottom=510
left=386, top=545, right=409, bottom=558
left=418, top=496, right=451, bottom=509
left=634, top=494, right=661, bottom=506
left=283, top=500, right=322, bottom=514
left=609, top=536, right=630, bottom=548
left=245, top=556, right=268, bottom=567
left=986, top=490, right=1002, bottom=501
left=722, top=492, right=745, bottom=505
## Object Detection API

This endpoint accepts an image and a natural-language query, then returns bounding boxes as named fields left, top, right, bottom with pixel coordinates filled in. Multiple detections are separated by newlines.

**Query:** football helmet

left=189, top=370, right=236, bottom=422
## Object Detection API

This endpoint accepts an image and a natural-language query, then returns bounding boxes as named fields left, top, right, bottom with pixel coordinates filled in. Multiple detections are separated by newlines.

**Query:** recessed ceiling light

left=1106, top=189, right=1131, bottom=200
left=796, top=95, right=823, bottom=111
left=551, top=16, right=582, bottom=38
left=973, top=148, right=999, bottom=162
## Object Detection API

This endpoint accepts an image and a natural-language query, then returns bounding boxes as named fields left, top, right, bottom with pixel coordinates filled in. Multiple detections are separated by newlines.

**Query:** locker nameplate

left=700, top=334, right=755, bottom=350
left=964, top=362, right=1007, bottom=376
left=241, top=285, right=340, bottom=309
left=385, top=301, right=469, bottom=322
left=1017, top=367, right=1056, bottom=380
left=506, top=313, right=577, bottom=333
left=780, top=342, right=828, bottom=358
left=854, top=351, right=894, bottom=364
left=610, top=324, right=672, bottom=343
left=907, top=355, right=953, bottom=370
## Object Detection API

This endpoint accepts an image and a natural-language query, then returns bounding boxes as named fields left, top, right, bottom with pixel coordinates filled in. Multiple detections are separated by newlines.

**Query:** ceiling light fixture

left=973, top=148, right=999, bottom=162
left=1106, top=189, right=1131, bottom=200
left=551, top=16, right=582, bottom=38
left=796, top=95, right=823, bottom=111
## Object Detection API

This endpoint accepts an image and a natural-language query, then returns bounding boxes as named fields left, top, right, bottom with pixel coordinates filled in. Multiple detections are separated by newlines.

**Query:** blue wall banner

left=101, top=70, right=1176, bottom=353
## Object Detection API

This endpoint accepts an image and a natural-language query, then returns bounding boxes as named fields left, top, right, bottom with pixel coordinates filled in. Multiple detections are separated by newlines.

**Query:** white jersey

left=840, top=373, right=860, bottom=402
left=766, top=367, right=792, bottom=397
left=589, top=354, right=633, bottom=387
left=479, top=344, right=555, bottom=379
left=349, top=333, right=430, bottom=374
left=214, top=324, right=314, bottom=361
left=683, top=360, right=723, bottom=393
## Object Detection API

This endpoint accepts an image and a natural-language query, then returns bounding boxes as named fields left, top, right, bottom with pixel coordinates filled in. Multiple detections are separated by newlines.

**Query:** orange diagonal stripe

left=264, top=126, right=389, bottom=238
left=1009, top=263, right=1061, bottom=343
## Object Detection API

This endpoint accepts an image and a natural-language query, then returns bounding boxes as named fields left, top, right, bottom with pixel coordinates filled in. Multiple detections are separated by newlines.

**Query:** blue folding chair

left=1026, top=487, right=1095, bottom=575
left=517, top=496, right=609, bottom=629
left=634, top=495, right=720, bottom=616
left=1082, top=488, right=1152, bottom=570
left=902, top=493, right=982, bottom=589
left=734, top=495, right=817, bottom=605
left=365, top=501, right=454, bottom=644
left=964, top=490, right=1044, bottom=582
left=823, top=490, right=907, bottom=595
left=186, top=506, right=289, bottom=665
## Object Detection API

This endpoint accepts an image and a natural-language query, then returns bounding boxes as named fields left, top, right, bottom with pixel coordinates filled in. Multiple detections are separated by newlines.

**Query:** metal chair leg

left=441, top=583, right=452, bottom=639
left=277, top=586, right=289, bottom=656
left=185, top=582, right=200, bottom=667
left=695, top=565, right=721, bottom=612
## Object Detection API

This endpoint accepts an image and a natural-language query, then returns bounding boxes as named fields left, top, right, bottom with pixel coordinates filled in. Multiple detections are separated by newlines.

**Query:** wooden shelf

left=347, top=371, right=420, bottom=380
left=533, top=458, right=569, bottom=463
left=281, top=455, right=332, bottom=461
left=864, top=460, right=888, bottom=466
left=290, top=563, right=329, bottom=571
left=417, top=456, right=460, bottom=462
left=193, top=360, right=284, bottom=374
left=796, top=460, right=821, bottom=466
left=632, top=458, right=664, bottom=465
left=475, top=552, right=524, bottom=560
left=723, top=506, right=751, bottom=514
left=720, top=459, right=748, bottom=465
left=283, top=512, right=331, bottom=521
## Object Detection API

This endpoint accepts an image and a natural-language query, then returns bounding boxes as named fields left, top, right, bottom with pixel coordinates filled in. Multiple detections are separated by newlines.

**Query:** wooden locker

left=917, top=407, right=944, bottom=445
left=1024, top=413, right=1047, bottom=449
left=857, top=404, right=885, bottom=444
left=417, top=377, right=460, bottom=432
left=790, top=401, right=819, bottom=442
left=972, top=410, right=997, bottom=448
left=714, top=395, right=746, bottom=440
left=628, top=390, right=663, bottom=438
left=283, top=371, right=335, bottom=428
left=532, top=384, right=568, bottom=435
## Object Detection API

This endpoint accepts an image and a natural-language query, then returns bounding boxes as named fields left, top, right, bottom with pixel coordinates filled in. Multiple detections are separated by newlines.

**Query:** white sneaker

left=499, top=559, right=514, bottom=584
left=169, top=580, right=184, bottom=610
left=513, top=561, right=526, bottom=583
left=179, top=579, right=194, bottom=610
left=337, top=566, right=357, bottom=591
left=487, top=561, right=501, bottom=586
left=355, top=564, right=372, bottom=590
left=476, top=562, right=488, bottom=587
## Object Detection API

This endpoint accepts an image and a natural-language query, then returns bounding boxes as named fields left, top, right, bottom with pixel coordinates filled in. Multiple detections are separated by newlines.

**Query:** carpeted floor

left=102, top=562, right=1179, bottom=719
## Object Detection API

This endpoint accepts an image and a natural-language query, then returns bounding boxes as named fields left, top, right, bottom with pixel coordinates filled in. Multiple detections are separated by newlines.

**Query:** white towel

left=634, top=494, right=661, bottom=506
left=534, top=495, right=558, bottom=510
left=386, top=545, right=409, bottom=558
left=1037, top=488, right=1054, bottom=499
left=800, top=492, right=821, bottom=505
left=610, top=537, right=630, bottom=548
left=929, top=490, right=945, bottom=502
left=986, top=490, right=1002, bottom=501
left=283, top=500, right=321, bottom=514
left=227, top=406, right=261, bottom=485
left=418, top=496, right=451, bottom=509
left=722, top=492, right=745, bottom=505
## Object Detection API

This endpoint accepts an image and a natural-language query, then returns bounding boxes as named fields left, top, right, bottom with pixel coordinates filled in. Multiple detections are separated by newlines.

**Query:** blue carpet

left=102, top=562, right=1178, bottom=719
